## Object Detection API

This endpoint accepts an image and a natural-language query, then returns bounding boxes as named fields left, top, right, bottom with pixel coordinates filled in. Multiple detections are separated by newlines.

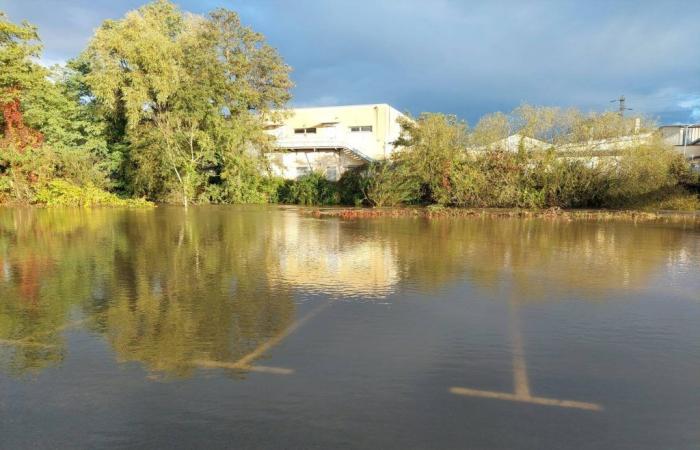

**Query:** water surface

left=1, top=206, right=699, bottom=449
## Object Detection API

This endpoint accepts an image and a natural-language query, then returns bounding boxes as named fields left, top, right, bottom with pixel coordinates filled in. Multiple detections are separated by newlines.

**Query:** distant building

left=475, top=132, right=654, bottom=155
left=482, top=134, right=549, bottom=152
left=556, top=133, right=654, bottom=154
left=659, top=124, right=700, bottom=161
left=265, top=104, right=405, bottom=180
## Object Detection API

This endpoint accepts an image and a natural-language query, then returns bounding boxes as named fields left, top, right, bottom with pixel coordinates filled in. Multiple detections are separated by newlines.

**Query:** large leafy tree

left=83, top=0, right=292, bottom=206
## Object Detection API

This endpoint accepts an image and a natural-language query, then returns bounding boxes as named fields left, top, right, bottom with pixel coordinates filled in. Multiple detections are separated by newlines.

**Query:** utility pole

left=610, top=95, right=632, bottom=117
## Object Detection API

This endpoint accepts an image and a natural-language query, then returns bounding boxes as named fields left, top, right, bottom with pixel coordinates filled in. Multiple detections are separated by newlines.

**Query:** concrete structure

left=266, top=104, right=405, bottom=180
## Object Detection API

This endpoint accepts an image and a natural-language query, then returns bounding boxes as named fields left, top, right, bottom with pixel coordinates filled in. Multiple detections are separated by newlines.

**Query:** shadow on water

left=0, top=205, right=698, bottom=377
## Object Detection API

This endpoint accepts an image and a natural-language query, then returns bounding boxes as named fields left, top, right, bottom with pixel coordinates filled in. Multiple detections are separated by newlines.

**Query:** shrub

left=603, top=145, right=691, bottom=208
left=35, top=180, right=153, bottom=207
left=278, top=171, right=340, bottom=206
left=338, top=162, right=420, bottom=207
left=0, top=145, right=57, bottom=203
left=336, top=167, right=366, bottom=206
left=630, top=185, right=700, bottom=211
left=529, top=154, right=610, bottom=208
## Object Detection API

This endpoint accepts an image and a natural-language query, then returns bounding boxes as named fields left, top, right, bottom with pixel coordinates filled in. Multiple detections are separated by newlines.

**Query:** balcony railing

left=272, top=134, right=375, bottom=162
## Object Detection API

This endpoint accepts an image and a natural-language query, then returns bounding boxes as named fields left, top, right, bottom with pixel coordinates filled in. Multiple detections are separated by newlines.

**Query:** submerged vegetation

left=0, top=2, right=697, bottom=210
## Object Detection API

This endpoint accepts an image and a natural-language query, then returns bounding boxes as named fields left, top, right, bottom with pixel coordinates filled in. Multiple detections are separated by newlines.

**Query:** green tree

left=0, top=11, right=46, bottom=149
left=0, top=12, right=115, bottom=202
left=394, top=113, right=469, bottom=205
left=83, top=1, right=292, bottom=207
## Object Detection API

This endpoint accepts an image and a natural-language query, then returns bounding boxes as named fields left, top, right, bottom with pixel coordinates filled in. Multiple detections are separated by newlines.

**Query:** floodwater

left=1, top=206, right=699, bottom=450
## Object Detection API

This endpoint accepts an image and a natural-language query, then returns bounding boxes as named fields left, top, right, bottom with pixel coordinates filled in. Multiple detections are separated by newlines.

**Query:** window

left=296, top=166, right=310, bottom=178
left=294, top=128, right=317, bottom=134
left=326, top=166, right=338, bottom=181
left=350, top=126, right=372, bottom=132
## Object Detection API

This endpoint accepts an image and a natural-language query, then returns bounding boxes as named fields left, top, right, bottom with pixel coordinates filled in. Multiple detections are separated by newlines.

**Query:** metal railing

left=273, top=135, right=375, bottom=162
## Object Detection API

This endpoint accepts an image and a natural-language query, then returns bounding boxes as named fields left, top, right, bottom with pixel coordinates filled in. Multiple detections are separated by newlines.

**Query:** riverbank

left=303, top=206, right=700, bottom=223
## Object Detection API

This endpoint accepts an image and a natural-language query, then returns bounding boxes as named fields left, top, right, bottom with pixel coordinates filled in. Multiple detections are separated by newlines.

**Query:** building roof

left=489, top=134, right=549, bottom=151
left=659, top=124, right=700, bottom=129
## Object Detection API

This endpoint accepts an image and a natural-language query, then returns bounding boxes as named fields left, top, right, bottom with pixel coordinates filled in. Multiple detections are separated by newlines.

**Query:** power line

left=610, top=95, right=633, bottom=117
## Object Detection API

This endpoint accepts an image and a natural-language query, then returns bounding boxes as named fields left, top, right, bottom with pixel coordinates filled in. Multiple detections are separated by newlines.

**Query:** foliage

left=0, top=12, right=115, bottom=204
left=278, top=171, right=340, bottom=206
left=393, top=113, right=470, bottom=205
left=82, top=0, right=292, bottom=207
left=393, top=110, right=697, bottom=210
left=21, top=66, right=114, bottom=183
left=0, top=12, right=44, bottom=101
left=625, top=185, right=700, bottom=211
left=0, top=11, right=46, bottom=149
left=336, top=167, right=366, bottom=206
left=471, top=104, right=656, bottom=146
left=338, top=162, right=419, bottom=207
left=0, top=144, right=55, bottom=203
left=603, top=144, right=695, bottom=208
left=34, top=180, right=153, bottom=207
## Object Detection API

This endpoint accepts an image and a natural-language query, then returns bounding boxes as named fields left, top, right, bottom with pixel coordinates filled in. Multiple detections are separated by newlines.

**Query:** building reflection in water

left=271, top=212, right=399, bottom=298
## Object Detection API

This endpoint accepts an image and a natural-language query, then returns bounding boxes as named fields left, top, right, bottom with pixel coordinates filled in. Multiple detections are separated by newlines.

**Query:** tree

left=0, top=12, right=46, bottom=150
left=83, top=0, right=292, bottom=207
left=471, top=111, right=510, bottom=146
left=394, top=113, right=469, bottom=205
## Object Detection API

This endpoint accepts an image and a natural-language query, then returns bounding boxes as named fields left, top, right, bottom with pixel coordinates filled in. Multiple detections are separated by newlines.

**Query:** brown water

left=1, top=206, right=699, bottom=449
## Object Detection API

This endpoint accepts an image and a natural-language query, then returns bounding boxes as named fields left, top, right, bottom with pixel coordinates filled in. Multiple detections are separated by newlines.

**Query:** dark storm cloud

left=2, top=0, right=699, bottom=123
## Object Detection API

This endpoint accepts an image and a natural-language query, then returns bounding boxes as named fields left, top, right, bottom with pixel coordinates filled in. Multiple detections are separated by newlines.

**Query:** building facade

left=266, top=104, right=405, bottom=180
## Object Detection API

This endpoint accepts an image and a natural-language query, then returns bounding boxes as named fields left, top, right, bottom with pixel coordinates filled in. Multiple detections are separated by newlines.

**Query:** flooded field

left=1, top=206, right=699, bottom=449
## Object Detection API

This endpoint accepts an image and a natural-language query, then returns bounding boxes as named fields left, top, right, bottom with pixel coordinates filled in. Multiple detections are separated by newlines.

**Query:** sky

left=2, top=0, right=699, bottom=124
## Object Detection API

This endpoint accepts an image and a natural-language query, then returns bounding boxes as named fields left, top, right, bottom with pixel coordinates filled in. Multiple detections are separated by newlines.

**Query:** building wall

left=660, top=126, right=700, bottom=146
left=268, top=104, right=405, bottom=160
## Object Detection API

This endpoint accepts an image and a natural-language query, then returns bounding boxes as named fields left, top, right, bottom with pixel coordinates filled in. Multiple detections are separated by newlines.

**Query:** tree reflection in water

left=0, top=206, right=697, bottom=377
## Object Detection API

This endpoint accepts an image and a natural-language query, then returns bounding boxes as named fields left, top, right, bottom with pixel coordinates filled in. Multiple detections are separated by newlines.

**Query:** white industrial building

left=265, top=104, right=405, bottom=180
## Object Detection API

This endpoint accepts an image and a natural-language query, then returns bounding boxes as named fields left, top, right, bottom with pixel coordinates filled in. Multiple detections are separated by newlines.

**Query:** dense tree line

left=0, top=1, right=290, bottom=207
left=330, top=111, right=697, bottom=210
left=0, top=1, right=697, bottom=210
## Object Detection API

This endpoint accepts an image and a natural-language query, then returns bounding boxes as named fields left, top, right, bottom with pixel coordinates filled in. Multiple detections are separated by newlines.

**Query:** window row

left=293, top=126, right=373, bottom=134
left=294, top=128, right=317, bottom=134
left=349, top=126, right=372, bottom=132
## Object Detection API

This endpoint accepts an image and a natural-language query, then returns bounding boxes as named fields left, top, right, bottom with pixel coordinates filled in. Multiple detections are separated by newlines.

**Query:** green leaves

left=0, top=12, right=45, bottom=102
left=81, top=1, right=292, bottom=206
